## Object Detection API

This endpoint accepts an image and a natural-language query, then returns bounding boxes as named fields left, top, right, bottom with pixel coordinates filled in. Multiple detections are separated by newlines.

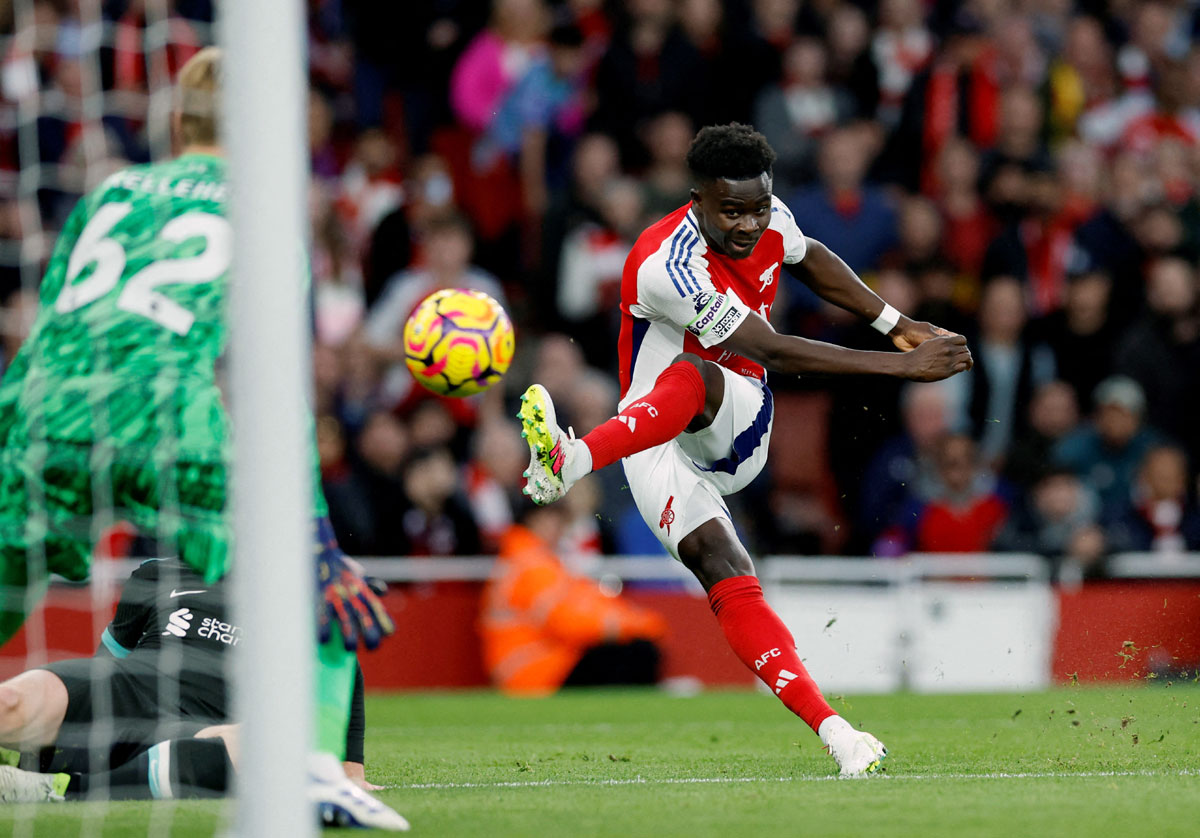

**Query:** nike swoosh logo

left=170, top=589, right=207, bottom=598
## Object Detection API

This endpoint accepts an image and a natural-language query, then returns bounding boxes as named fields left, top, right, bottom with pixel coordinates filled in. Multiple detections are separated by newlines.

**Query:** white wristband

left=870, top=303, right=900, bottom=335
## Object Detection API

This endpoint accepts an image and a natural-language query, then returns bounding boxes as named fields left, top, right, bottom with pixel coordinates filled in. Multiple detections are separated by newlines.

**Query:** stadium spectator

left=449, top=0, right=551, bottom=134
left=886, top=432, right=1011, bottom=555
left=871, top=0, right=933, bottom=127
left=1056, top=16, right=1125, bottom=147
left=1033, top=270, right=1118, bottom=410
left=677, top=0, right=778, bottom=128
left=480, top=501, right=666, bottom=695
left=823, top=2, right=879, bottom=121
left=556, top=176, right=644, bottom=365
left=754, top=38, right=854, bottom=194
left=590, top=0, right=705, bottom=166
left=1114, top=257, right=1200, bottom=466
left=364, top=153, right=457, bottom=302
left=1118, top=57, right=1200, bottom=157
left=1054, top=375, right=1160, bottom=518
left=788, top=127, right=897, bottom=279
left=955, top=276, right=1054, bottom=464
left=857, top=382, right=953, bottom=550
left=992, top=467, right=1108, bottom=580
left=398, top=446, right=482, bottom=557
left=1003, top=380, right=1082, bottom=492
left=1108, top=444, right=1200, bottom=554
left=933, top=138, right=996, bottom=277
left=346, top=410, right=411, bottom=555
left=464, top=419, right=526, bottom=552
left=637, top=111, right=694, bottom=219
left=910, top=260, right=973, bottom=338
left=335, top=129, right=404, bottom=260
left=318, top=414, right=378, bottom=558
left=826, top=269, right=917, bottom=530
left=475, top=22, right=589, bottom=221
left=536, top=132, right=623, bottom=323
left=890, top=194, right=944, bottom=274
left=883, top=11, right=1000, bottom=192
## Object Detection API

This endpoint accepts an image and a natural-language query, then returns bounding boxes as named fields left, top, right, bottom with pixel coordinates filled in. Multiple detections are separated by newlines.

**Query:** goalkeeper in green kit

left=0, top=48, right=406, bottom=830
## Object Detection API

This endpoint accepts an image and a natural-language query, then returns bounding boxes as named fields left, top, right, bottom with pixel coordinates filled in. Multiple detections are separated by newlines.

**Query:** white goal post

left=221, top=1, right=314, bottom=836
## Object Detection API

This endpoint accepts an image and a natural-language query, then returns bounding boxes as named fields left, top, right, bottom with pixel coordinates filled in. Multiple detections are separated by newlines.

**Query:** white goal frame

left=221, top=2, right=314, bottom=836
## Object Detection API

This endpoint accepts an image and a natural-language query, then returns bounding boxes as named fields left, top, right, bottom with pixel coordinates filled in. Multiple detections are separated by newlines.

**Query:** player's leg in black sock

left=65, top=737, right=232, bottom=800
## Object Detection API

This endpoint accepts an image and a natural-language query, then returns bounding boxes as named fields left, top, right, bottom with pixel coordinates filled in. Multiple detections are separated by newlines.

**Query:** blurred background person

left=480, top=501, right=666, bottom=695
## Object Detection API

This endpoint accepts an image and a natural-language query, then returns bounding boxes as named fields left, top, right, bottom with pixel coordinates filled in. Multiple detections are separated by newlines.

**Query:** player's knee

left=0, top=683, right=20, bottom=714
left=671, top=354, right=724, bottom=418
left=670, top=353, right=706, bottom=377
left=678, top=520, right=755, bottom=590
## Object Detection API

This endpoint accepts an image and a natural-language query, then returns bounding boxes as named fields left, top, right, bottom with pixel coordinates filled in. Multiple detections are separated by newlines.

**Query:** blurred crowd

left=2, top=0, right=1200, bottom=579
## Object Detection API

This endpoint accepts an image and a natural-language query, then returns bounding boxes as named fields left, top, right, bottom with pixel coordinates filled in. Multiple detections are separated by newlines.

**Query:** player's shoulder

left=130, top=557, right=165, bottom=581
left=769, top=195, right=800, bottom=231
left=631, top=206, right=696, bottom=259
left=629, top=205, right=709, bottom=285
left=768, top=194, right=807, bottom=263
left=129, top=557, right=201, bottom=583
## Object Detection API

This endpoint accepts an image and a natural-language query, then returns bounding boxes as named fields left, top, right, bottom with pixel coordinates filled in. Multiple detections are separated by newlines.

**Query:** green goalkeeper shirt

left=0, top=152, right=327, bottom=517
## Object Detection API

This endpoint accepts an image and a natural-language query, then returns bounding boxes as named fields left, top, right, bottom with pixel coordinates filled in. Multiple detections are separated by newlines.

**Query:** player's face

left=691, top=174, right=773, bottom=260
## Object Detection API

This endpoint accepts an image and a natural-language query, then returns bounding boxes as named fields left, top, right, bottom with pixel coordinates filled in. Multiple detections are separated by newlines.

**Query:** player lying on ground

left=0, top=48, right=402, bottom=829
left=520, top=123, right=973, bottom=778
left=0, top=557, right=377, bottom=802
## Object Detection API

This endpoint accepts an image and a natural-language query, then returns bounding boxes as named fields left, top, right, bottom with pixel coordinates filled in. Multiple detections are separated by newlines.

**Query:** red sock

left=708, top=575, right=836, bottom=732
left=582, top=361, right=706, bottom=471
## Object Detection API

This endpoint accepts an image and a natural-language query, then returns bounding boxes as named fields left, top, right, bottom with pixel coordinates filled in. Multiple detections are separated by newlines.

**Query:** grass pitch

left=1, top=685, right=1197, bottom=836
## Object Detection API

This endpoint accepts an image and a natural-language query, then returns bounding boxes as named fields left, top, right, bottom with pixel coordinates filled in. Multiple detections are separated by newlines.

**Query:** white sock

left=818, top=715, right=852, bottom=747
left=562, top=437, right=593, bottom=485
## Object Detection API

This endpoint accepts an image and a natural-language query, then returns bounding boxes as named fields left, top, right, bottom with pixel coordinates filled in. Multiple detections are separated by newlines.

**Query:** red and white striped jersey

left=616, top=196, right=807, bottom=408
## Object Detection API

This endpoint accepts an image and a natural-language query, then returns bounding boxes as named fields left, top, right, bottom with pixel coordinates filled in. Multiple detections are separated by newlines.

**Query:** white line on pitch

left=396, top=768, right=1200, bottom=790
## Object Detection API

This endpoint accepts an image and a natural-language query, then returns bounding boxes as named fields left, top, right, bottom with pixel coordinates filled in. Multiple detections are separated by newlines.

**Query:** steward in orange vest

left=480, top=503, right=666, bottom=695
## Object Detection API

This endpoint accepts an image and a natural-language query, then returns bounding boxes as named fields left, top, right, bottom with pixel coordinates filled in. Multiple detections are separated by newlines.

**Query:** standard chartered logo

left=199, top=617, right=242, bottom=646
left=162, top=607, right=194, bottom=637
left=160, top=609, right=242, bottom=645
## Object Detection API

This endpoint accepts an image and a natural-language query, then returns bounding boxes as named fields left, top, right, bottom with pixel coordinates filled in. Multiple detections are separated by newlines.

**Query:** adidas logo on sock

left=617, top=415, right=637, bottom=432
left=774, top=669, right=798, bottom=695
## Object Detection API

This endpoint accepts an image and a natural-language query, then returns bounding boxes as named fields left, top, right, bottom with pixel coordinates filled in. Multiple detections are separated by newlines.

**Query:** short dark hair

left=686, top=123, right=776, bottom=182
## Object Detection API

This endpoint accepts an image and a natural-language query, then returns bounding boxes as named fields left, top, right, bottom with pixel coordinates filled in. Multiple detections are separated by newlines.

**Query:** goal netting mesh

left=0, top=1, right=226, bottom=833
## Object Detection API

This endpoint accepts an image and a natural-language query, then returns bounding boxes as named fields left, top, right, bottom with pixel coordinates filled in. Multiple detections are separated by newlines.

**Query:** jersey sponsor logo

left=686, top=294, right=731, bottom=339
left=169, top=589, right=207, bottom=598
left=709, top=305, right=744, bottom=340
left=754, top=648, right=781, bottom=671
left=659, top=495, right=676, bottom=535
left=758, top=262, right=779, bottom=292
left=162, top=607, right=194, bottom=638
left=198, top=617, right=242, bottom=647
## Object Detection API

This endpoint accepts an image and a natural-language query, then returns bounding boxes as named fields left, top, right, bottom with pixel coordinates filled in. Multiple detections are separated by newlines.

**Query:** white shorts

left=622, top=367, right=773, bottom=560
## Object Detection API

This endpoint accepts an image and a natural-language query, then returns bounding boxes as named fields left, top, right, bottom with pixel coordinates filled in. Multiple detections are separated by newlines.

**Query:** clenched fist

left=900, top=334, right=974, bottom=381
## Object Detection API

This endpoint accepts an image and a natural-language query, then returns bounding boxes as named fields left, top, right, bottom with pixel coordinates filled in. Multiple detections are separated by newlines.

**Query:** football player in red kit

left=519, top=123, right=972, bottom=777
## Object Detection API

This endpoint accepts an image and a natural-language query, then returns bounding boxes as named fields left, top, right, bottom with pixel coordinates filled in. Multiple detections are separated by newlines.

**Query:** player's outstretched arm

left=722, top=310, right=972, bottom=382
left=789, top=238, right=967, bottom=359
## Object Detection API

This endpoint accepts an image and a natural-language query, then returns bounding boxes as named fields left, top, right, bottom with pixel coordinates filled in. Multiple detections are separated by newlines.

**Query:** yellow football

left=403, top=288, right=515, bottom=397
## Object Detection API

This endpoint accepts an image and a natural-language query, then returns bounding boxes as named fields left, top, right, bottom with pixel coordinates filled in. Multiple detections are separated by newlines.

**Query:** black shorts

left=37, top=657, right=220, bottom=773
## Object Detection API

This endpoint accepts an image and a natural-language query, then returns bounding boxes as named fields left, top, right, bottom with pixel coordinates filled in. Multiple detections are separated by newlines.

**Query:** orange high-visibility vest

left=480, top=525, right=666, bottom=695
